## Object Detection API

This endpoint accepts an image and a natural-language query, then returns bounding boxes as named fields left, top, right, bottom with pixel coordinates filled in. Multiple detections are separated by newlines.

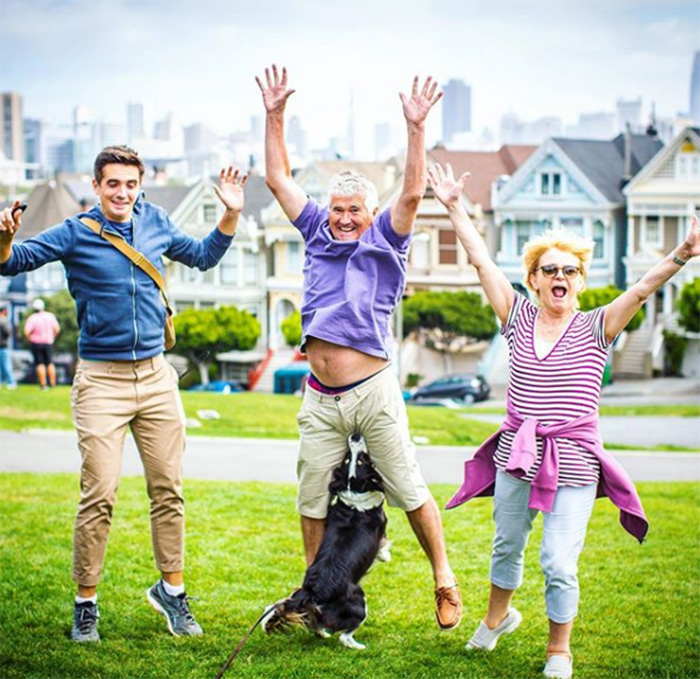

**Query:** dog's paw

left=260, top=603, right=279, bottom=634
left=315, top=628, right=331, bottom=638
left=339, top=632, right=366, bottom=650
left=376, top=539, right=393, bottom=563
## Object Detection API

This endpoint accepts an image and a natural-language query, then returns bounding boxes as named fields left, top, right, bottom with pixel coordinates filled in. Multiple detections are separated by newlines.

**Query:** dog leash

left=213, top=607, right=269, bottom=679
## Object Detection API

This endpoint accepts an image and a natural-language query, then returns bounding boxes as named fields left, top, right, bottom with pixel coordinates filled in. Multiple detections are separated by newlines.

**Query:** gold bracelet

left=672, top=255, right=688, bottom=266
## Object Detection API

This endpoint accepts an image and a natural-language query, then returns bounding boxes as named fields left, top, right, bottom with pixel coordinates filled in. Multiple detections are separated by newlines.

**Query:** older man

left=256, top=65, right=461, bottom=629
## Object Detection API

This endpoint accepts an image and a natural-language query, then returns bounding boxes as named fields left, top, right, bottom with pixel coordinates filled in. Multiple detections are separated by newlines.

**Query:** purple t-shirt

left=293, top=198, right=411, bottom=359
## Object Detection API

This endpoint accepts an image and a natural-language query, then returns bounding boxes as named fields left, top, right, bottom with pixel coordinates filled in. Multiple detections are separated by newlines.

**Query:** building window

left=410, top=232, right=430, bottom=269
left=516, top=222, right=530, bottom=254
left=644, top=216, right=662, bottom=247
left=220, top=249, right=238, bottom=285
left=287, top=241, right=302, bottom=274
left=540, top=172, right=562, bottom=196
left=593, top=221, right=605, bottom=260
left=677, top=153, right=700, bottom=179
left=180, top=264, right=199, bottom=283
left=203, top=204, right=217, bottom=223
left=243, top=250, right=259, bottom=284
left=202, top=268, right=215, bottom=284
left=560, top=217, right=583, bottom=237
left=438, top=229, right=458, bottom=265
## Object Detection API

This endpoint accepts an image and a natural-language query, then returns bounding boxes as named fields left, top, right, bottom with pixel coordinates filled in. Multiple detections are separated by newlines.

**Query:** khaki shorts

left=296, top=367, right=431, bottom=518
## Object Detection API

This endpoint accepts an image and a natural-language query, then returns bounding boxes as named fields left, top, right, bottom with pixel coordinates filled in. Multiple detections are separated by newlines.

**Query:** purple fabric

left=292, top=199, right=411, bottom=359
left=446, top=401, right=649, bottom=543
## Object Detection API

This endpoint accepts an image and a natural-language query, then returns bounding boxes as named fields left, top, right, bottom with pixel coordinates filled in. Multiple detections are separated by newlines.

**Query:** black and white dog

left=261, top=434, right=389, bottom=650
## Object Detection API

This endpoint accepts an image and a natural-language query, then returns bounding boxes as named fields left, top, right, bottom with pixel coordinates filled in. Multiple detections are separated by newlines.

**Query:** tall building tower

left=127, top=102, right=145, bottom=144
left=442, top=79, right=472, bottom=145
left=1, top=92, right=24, bottom=161
left=616, top=97, right=643, bottom=133
left=690, top=51, right=700, bottom=124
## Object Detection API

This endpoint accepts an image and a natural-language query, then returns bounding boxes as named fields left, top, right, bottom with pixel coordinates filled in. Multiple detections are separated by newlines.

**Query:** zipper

left=100, top=222, right=139, bottom=359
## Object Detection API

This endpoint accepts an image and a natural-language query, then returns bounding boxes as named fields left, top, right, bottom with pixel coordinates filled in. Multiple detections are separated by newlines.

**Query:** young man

left=0, top=146, right=247, bottom=642
left=256, top=65, right=462, bottom=630
left=24, top=297, right=60, bottom=389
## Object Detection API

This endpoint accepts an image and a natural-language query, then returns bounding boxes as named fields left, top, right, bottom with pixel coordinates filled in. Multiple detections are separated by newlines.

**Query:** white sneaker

left=465, top=607, right=522, bottom=651
left=544, top=654, right=573, bottom=679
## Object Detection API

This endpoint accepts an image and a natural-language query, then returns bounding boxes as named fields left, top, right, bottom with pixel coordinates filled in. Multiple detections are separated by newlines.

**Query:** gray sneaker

left=71, top=601, right=100, bottom=642
left=146, top=580, right=203, bottom=637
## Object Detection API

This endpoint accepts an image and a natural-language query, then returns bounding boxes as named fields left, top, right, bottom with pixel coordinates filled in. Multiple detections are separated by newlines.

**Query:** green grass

left=0, top=474, right=698, bottom=679
left=0, top=386, right=498, bottom=446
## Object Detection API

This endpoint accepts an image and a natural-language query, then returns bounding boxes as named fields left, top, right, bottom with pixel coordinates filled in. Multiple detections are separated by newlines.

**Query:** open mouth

left=552, top=286, right=567, bottom=299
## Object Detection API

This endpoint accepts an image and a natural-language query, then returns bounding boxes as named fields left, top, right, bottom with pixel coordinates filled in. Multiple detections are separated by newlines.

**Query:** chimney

left=620, top=123, right=633, bottom=189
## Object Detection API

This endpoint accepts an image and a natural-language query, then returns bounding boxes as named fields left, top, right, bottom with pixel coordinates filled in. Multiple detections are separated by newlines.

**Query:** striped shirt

left=495, top=293, right=612, bottom=487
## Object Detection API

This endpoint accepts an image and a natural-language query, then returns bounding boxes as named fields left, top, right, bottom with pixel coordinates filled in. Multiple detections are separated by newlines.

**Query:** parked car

left=410, top=374, right=490, bottom=405
left=187, top=380, right=245, bottom=394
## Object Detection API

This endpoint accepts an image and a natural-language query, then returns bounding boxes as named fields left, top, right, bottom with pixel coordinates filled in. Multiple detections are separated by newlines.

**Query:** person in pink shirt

left=24, top=298, right=60, bottom=389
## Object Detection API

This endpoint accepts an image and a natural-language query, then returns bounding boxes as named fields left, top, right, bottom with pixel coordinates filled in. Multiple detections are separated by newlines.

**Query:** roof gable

left=428, top=144, right=536, bottom=211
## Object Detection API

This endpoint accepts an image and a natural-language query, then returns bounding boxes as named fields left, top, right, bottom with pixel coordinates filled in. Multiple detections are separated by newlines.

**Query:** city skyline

left=1, top=0, right=698, bottom=157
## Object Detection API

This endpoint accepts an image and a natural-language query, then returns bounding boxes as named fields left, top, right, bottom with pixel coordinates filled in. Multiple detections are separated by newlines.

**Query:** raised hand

left=213, top=167, right=247, bottom=213
left=427, top=163, right=470, bottom=208
left=399, top=76, right=442, bottom=127
left=255, top=64, right=295, bottom=114
left=681, top=214, right=700, bottom=259
left=0, top=200, right=24, bottom=245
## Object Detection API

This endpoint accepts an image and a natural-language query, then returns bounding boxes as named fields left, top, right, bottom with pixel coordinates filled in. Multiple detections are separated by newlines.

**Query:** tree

left=281, top=310, right=302, bottom=347
left=402, top=291, right=497, bottom=370
left=20, top=289, right=79, bottom=357
left=677, top=277, right=700, bottom=333
left=172, top=305, right=261, bottom=384
left=578, top=285, right=645, bottom=332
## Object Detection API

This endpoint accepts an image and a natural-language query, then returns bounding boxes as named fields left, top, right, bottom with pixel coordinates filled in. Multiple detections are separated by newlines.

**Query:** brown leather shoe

left=435, top=583, right=462, bottom=630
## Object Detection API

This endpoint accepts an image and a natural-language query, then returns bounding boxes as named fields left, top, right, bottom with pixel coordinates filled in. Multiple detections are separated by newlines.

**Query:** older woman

left=427, top=162, right=699, bottom=679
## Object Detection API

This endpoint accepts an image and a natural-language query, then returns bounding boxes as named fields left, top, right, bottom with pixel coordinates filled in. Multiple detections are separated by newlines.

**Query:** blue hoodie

left=0, top=196, right=233, bottom=360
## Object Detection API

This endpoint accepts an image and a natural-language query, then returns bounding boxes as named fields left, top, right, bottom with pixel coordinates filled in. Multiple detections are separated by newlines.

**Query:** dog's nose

left=350, top=433, right=362, bottom=443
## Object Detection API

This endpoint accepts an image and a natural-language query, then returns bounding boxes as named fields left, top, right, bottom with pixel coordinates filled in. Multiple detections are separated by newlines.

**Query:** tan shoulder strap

left=80, top=217, right=171, bottom=309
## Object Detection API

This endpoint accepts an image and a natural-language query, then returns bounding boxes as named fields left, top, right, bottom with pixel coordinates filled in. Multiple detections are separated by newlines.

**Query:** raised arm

left=604, top=214, right=700, bottom=343
left=390, top=76, right=442, bottom=236
left=212, top=166, right=247, bottom=236
left=428, top=163, right=515, bottom=324
left=256, top=64, right=307, bottom=222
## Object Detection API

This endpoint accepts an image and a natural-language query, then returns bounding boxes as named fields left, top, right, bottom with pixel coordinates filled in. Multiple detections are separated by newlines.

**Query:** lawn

left=1, top=386, right=698, bottom=448
left=0, top=474, right=698, bottom=679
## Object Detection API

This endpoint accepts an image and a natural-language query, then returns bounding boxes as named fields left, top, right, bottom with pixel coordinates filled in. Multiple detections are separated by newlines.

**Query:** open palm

left=427, top=163, right=470, bottom=207
left=256, top=64, right=295, bottom=113
left=213, top=167, right=247, bottom=212
left=400, top=76, right=442, bottom=126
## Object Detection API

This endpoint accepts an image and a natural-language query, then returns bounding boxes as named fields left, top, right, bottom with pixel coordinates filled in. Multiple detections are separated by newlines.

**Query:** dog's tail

left=260, top=590, right=321, bottom=634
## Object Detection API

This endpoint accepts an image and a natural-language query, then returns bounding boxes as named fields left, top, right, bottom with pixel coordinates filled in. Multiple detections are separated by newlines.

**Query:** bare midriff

left=305, top=336, right=388, bottom=387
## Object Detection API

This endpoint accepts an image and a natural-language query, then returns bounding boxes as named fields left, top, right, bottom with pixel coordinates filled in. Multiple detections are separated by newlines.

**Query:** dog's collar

left=334, top=489, right=385, bottom=512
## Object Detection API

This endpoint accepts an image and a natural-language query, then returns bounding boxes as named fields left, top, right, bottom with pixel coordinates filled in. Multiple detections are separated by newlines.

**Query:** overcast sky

left=1, top=0, right=698, bottom=152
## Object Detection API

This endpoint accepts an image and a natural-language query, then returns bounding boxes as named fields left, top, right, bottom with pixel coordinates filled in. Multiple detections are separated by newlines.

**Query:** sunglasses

left=534, top=264, right=581, bottom=279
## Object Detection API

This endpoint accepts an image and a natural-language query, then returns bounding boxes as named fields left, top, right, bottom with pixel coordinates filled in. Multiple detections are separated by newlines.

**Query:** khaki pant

left=70, top=355, right=186, bottom=587
left=297, top=367, right=431, bottom=518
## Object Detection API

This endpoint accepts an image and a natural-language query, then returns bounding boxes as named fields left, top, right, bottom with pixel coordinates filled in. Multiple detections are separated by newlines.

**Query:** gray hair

left=328, top=170, right=379, bottom=212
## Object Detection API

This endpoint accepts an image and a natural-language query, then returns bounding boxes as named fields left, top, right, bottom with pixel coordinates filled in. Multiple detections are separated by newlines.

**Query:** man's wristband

left=672, top=254, right=688, bottom=266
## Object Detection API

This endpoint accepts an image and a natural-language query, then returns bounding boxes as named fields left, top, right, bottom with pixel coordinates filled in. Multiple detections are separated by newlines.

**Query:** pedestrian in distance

left=0, top=302, right=17, bottom=389
left=0, top=145, right=247, bottom=643
left=428, top=161, right=700, bottom=679
left=23, top=297, right=60, bottom=389
left=257, top=64, right=462, bottom=631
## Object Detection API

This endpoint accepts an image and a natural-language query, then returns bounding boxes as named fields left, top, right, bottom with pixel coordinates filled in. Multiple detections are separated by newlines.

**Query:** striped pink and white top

left=495, top=293, right=612, bottom=487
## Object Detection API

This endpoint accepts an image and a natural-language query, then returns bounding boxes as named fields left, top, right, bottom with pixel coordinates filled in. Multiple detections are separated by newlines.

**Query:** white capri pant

left=490, top=470, right=597, bottom=624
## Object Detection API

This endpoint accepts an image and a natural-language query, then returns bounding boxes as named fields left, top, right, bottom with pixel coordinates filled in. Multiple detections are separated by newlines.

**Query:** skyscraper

left=442, top=79, right=472, bottom=145
left=1, top=92, right=24, bottom=162
left=127, top=102, right=145, bottom=144
left=616, top=97, right=643, bottom=133
left=690, top=51, right=700, bottom=124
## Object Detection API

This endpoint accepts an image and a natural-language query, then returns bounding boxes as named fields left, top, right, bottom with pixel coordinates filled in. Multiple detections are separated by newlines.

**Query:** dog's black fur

left=262, top=437, right=387, bottom=648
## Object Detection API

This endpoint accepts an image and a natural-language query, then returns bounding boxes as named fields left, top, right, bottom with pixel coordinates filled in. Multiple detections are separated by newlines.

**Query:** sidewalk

left=1, top=429, right=698, bottom=483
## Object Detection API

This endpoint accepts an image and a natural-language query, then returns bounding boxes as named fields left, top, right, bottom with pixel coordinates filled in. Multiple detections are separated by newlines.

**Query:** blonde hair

left=522, top=228, right=594, bottom=294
